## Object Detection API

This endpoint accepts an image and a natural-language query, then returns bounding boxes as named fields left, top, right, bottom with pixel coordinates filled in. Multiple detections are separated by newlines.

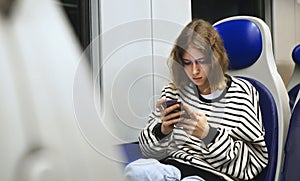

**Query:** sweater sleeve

left=138, top=114, right=173, bottom=160
left=138, top=85, right=177, bottom=160
left=201, top=82, right=268, bottom=180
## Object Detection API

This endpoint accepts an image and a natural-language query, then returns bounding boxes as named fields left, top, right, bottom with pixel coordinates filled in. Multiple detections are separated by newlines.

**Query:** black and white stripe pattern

left=139, top=75, right=268, bottom=180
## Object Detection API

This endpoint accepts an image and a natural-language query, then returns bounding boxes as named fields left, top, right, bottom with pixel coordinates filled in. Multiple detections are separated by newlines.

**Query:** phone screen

left=162, top=100, right=190, bottom=118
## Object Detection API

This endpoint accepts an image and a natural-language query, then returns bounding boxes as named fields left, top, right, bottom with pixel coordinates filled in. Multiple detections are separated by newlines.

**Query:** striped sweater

left=138, top=75, right=268, bottom=180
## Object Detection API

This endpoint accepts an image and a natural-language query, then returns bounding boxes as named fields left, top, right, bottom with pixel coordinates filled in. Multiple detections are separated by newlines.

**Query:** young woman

left=125, top=19, right=268, bottom=181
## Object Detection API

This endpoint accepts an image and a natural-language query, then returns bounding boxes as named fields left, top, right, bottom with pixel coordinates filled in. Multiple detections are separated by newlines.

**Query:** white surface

left=99, top=0, right=191, bottom=142
left=0, top=0, right=124, bottom=180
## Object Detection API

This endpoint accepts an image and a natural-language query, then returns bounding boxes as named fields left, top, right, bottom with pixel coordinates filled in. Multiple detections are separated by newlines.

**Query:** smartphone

left=162, top=100, right=189, bottom=118
left=163, top=100, right=181, bottom=115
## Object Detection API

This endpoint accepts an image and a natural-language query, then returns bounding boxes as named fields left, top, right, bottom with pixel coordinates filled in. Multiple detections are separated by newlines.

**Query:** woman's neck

left=197, top=86, right=211, bottom=95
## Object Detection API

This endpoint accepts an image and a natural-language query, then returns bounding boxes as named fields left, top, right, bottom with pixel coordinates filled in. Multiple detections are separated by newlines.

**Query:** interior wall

left=273, top=0, right=299, bottom=86
left=296, top=0, right=300, bottom=43
left=152, top=0, right=191, bottom=109
left=99, top=0, right=191, bottom=142
left=99, top=0, right=153, bottom=143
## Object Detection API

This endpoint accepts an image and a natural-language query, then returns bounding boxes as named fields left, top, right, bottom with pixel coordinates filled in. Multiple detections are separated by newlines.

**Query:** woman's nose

left=192, top=62, right=201, bottom=75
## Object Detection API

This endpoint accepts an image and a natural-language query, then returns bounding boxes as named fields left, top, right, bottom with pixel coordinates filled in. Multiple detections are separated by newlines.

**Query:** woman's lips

left=193, top=77, right=202, bottom=81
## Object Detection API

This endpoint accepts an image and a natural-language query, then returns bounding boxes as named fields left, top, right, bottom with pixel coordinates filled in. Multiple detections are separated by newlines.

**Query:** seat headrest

left=292, top=44, right=300, bottom=65
left=214, top=19, right=262, bottom=70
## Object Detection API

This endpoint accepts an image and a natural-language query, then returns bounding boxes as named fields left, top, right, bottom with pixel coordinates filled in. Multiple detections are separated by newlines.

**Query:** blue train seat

left=288, top=44, right=300, bottom=110
left=237, top=76, right=278, bottom=181
left=282, top=44, right=300, bottom=181
left=120, top=141, right=143, bottom=165
left=214, top=16, right=291, bottom=181
left=282, top=97, right=300, bottom=181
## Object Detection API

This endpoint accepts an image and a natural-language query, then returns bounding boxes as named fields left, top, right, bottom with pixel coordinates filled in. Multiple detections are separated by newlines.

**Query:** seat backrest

left=119, top=141, right=143, bottom=165
left=237, top=76, right=278, bottom=181
left=213, top=15, right=291, bottom=181
left=282, top=98, right=300, bottom=181
left=288, top=84, right=300, bottom=110
left=288, top=44, right=300, bottom=110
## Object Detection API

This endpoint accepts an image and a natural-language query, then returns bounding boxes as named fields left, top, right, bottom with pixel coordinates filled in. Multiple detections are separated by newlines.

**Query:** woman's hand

left=176, top=103, right=210, bottom=139
left=156, top=98, right=185, bottom=135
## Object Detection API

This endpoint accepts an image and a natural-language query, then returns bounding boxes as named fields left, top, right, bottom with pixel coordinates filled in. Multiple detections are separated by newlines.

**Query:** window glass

left=191, top=0, right=265, bottom=24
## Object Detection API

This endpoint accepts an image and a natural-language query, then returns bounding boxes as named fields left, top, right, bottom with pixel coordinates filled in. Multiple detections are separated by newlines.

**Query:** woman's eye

left=183, top=60, right=192, bottom=66
left=182, top=58, right=210, bottom=66
left=196, top=58, right=210, bottom=64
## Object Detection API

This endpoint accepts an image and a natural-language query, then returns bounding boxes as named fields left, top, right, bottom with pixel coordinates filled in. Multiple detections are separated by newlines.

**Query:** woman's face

left=182, top=46, right=211, bottom=94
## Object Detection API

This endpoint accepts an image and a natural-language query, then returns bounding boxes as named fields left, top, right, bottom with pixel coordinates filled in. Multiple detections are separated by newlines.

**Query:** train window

left=57, top=0, right=91, bottom=50
left=191, top=0, right=271, bottom=26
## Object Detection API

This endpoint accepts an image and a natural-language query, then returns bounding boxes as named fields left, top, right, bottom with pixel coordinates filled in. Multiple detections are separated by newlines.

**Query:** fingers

left=177, top=118, right=209, bottom=139
left=176, top=119, right=199, bottom=136
left=161, top=116, right=184, bottom=135
left=156, top=97, right=167, bottom=112
left=164, top=103, right=180, bottom=115
left=176, top=119, right=196, bottom=130
left=182, top=103, right=207, bottom=120
left=176, top=104, right=208, bottom=137
left=182, top=103, right=198, bottom=119
left=182, top=103, right=192, bottom=116
left=162, top=105, right=185, bottom=126
left=157, top=98, right=185, bottom=134
left=157, top=99, right=208, bottom=137
left=157, top=98, right=184, bottom=118
left=195, top=112, right=206, bottom=120
left=162, top=117, right=184, bottom=127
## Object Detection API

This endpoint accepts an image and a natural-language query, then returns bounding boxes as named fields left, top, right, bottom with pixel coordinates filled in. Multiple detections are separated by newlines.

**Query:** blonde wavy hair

left=168, top=19, right=229, bottom=91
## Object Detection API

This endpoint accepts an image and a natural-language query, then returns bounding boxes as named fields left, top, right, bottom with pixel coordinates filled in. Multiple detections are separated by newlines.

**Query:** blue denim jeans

left=124, top=158, right=205, bottom=181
